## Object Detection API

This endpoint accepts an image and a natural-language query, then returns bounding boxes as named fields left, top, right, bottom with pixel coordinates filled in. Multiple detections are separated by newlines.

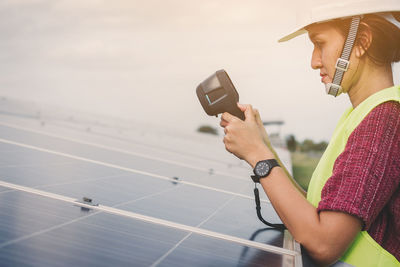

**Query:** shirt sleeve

left=317, top=101, right=400, bottom=230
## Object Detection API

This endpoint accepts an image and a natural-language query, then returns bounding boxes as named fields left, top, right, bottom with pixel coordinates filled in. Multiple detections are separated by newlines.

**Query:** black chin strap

left=253, top=184, right=286, bottom=230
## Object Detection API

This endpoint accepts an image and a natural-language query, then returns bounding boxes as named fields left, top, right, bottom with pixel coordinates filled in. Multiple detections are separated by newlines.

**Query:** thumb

left=237, top=103, right=255, bottom=121
left=254, top=109, right=262, bottom=124
left=237, top=102, right=246, bottom=112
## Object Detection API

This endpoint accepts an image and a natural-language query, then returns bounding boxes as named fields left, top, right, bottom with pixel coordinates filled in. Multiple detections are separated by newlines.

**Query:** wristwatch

left=251, top=159, right=280, bottom=183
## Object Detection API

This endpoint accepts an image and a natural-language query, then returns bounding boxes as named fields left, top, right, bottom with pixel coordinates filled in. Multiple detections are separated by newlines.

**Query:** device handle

left=227, top=104, right=245, bottom=120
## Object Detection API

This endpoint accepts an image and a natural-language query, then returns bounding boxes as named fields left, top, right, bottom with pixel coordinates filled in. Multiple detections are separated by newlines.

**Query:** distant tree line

left=196, top=125, right=328, bottom=153
left=286, top=134, right=328, bottom=152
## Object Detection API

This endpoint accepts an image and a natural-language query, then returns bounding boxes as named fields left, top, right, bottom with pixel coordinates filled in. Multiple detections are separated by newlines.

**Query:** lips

left=320, top=73, right=329, bottom=84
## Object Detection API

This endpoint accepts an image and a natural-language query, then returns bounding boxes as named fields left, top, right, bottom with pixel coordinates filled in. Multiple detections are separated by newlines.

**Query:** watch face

left=255, top=161, right=270, bottom=177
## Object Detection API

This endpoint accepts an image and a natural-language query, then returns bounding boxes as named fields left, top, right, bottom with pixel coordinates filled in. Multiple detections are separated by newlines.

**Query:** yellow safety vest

left=307, top=86, right=400, bottom=267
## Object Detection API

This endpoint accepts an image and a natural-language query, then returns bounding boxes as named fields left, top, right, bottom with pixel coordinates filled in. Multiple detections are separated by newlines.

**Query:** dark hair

left=331, top=12, right=400, bottom=65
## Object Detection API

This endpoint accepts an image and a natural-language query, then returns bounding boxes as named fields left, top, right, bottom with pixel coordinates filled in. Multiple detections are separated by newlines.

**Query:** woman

left=220, top=1, right=400, bottom=266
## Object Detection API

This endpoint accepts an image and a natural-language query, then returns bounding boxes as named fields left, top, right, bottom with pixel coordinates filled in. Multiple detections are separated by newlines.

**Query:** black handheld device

left=196, top=70, right=245, bottom=120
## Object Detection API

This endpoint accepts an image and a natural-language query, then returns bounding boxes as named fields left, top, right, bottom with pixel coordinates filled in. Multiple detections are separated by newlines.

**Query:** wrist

left=246, top=146, right=275, bottom=169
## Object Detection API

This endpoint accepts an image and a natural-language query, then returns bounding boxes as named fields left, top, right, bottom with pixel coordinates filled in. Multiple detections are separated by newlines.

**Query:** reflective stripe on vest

left=307, top=86, right=400, bottom=267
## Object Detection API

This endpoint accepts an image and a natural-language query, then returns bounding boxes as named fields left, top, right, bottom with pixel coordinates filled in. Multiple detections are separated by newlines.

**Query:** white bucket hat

left=278, top=0, right=400, bottom=97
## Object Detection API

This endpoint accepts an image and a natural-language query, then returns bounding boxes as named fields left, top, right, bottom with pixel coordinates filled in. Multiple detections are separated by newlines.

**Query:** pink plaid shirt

left=317, top=101, right=400, bottom=261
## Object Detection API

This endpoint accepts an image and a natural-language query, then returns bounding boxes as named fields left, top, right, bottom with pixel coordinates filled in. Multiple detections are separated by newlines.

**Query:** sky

left=0, top=0, right=399, bottom=142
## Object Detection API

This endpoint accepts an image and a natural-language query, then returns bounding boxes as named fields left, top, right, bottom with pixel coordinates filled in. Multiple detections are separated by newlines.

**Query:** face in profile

left=306, top=22, right=359, bottom=94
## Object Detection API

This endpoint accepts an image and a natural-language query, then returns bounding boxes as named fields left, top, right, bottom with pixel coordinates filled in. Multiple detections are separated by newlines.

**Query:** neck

left=347, top=61, right=394, bottom=108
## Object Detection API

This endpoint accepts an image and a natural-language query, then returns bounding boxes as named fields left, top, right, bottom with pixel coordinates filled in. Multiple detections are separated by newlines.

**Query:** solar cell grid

left=0, top=118, right=251, bottom=179
left=0, top=132, right=259, bottom=201
left=0, top=140, right=279, bottom=238
left=0, top=190, right=287, bottom=267
left=0, top=100, right=304, bottom=267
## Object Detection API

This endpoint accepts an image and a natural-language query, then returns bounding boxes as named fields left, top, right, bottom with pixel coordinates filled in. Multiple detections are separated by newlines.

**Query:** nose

left=311, top=47, right=322, bottom=70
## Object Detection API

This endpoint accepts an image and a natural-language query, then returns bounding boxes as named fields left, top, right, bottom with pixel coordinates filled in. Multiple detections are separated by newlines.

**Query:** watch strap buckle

left=251, top=175, right=260, bottom=183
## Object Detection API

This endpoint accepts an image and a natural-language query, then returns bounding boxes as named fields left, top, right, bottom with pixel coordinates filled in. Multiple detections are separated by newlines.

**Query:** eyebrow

left=308, top=32, right=319, bottom=41
left=308, top=31, right=326, bottom=43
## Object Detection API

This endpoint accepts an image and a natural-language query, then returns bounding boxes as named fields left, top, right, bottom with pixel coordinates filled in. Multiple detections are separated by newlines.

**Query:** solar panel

left=0, top=98, right=308, bottom=267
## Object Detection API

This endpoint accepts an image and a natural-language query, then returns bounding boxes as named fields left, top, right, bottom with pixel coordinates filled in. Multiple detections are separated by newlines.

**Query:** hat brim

left=278, top=28, right=308, bottom=42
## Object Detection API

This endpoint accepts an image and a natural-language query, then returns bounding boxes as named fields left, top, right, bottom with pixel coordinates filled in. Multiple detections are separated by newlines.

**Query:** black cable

left=253, top=184, right=286, bottom=230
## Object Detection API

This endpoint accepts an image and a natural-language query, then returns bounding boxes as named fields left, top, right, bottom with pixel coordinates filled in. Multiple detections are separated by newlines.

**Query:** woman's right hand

left=252, top=107, right=271, bottom=146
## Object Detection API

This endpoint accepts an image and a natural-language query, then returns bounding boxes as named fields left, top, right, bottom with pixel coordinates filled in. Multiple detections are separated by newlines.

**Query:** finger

left=254, top=109, right=262, bottom=123
left=237, top=103, right=247, bottom=112
left=224, top=127, right=227, bottom=134
left=223, top=136, right=229, bottom=148
left=220, top=119, right=228, bottom=128
left=221, top=112, right=236, bottom=123
left=237, top=103, right=250, bottom=121
left=240, top=104, right=255, bottom=122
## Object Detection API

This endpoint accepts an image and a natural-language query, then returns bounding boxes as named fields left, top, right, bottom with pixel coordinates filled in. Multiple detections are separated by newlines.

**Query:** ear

left=354, top=22, right=372, bottom=58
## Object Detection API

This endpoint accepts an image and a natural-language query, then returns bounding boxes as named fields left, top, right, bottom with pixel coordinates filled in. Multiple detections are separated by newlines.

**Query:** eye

left=313, top=40, right=324, bottom=48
